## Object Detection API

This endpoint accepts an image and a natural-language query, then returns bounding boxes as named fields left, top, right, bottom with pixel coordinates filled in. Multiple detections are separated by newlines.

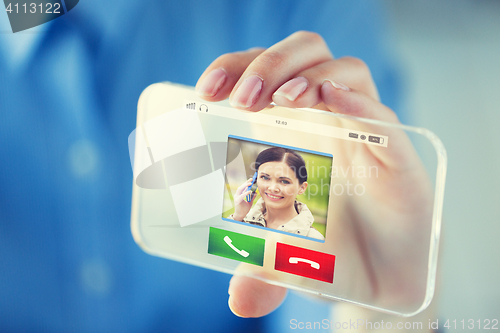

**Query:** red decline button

left=275, top=243, right=336, bottom=283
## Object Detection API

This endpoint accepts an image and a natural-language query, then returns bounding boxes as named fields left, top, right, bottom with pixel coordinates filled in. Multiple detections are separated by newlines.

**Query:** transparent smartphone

left=129, top=82, right=447, bottom=317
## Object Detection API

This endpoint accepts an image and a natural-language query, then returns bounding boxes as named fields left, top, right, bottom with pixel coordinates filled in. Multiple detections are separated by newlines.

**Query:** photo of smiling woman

left=227, top=146, right=327, bottom=241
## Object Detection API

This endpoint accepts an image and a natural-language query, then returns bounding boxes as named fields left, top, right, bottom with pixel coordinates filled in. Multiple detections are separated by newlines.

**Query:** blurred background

left=385, top=0, right=500, bottom=321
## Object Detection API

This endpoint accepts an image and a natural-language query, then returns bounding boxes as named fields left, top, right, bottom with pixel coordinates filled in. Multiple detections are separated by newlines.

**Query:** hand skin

left=231, top=178, right=255, bottom=221
left=196, top=31, right=436, bottom=332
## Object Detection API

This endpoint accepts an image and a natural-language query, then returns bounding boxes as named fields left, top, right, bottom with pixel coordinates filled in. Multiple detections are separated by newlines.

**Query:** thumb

left=228, top=275, right=287, bottom=318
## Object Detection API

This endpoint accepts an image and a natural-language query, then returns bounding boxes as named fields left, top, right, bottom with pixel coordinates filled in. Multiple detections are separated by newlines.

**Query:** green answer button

left=208, top=227, right=265, bottom=266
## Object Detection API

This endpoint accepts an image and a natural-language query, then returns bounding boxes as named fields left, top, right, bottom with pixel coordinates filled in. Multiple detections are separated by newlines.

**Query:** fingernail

left=323, top=79, right=350, bottom=92
left=230, top=75, right=263, bottom=108
left=196, top=68, right=227, bottom=97
left=273, top=77, right=308, bottom=102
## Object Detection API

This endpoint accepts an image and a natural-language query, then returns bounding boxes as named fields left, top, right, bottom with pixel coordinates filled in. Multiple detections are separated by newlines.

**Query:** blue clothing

left=0, top=1, right=402, bottom=332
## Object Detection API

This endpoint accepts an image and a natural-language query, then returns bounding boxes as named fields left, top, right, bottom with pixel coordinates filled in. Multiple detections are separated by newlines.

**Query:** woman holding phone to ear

left=230, top=147, right=324, bottom=241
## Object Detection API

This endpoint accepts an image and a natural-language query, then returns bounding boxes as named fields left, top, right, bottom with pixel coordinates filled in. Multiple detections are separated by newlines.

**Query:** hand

left=231, top=178, right=256, bottom=221
left=196, top=31, right=434, bottom=324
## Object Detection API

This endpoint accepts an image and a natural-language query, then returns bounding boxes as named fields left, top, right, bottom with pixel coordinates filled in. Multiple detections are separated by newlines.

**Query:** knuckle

left=293, top=30, right=325, bottom=45
left=216, top=48, right=263, bottom=64
left=215, top=52, right=235, bottom=63
left=342, top=56, right=370, bottom=74
left=246, top=46, right=266, bottom=54
left=385, top=107, right=399, bottom=122
left=339, top=56, right=379, bottom=98
left=253, top=50, right=288, bottom=70
left=316, top=60, right=337, bottom=77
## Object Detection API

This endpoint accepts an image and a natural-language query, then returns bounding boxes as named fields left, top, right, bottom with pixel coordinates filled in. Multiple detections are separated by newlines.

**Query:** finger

left=228, top=31, right=333, bottom=111
left=321, top=79, right=395, bottom=122
left=237, top=191, right=256, bottom=206
left=235, top=179, right=253, bottom=195
left=272, top=57, right=380, bottom=109
left=320, top=80, right=423, bottom=171
left=228, top=275, right=287, bottom=317
left=234, top=190, right=252, bottom=205
left=321, top=79, right=397, bottom=124
left=196, top=48, right=265, bottom=100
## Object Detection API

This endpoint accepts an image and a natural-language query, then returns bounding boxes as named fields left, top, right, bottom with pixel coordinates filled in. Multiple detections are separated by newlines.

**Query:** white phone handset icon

left=224, top=236, right=249, bottom=258
left=289, top=257, right=320, bottom=270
